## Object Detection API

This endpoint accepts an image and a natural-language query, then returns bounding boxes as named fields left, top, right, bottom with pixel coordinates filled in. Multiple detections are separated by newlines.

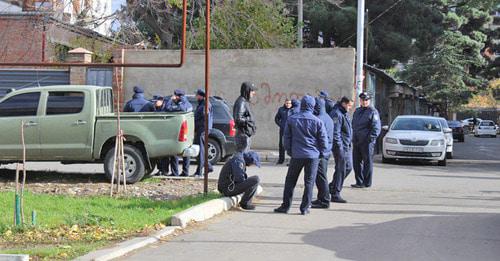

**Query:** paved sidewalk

left=118, top=138, right=500, bottom=261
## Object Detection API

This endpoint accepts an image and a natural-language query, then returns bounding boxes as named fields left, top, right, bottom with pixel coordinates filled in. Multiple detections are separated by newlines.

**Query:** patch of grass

left=141, top=177, right=163, bottom=184
left=0, top=191, right=219, bottom=260
left=1, top=241, right=109, bottom=261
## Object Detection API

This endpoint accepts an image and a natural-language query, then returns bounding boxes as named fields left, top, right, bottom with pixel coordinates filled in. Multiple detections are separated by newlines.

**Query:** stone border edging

left=171, top=185, right=263, bottom=228
left=0, top=254, right=29, bottom=261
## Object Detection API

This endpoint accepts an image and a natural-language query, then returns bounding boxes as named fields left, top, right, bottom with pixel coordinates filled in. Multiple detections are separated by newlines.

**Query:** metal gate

left=86, top=68, right=113, bottom=87
left=0, top=69, right=70, bottom=97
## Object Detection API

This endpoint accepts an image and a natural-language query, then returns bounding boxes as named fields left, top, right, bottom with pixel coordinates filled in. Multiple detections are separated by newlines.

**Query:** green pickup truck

left=0, top=85, right=199, bottom=183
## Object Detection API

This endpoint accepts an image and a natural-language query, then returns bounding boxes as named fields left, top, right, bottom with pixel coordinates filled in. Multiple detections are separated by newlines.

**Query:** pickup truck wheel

left=104, top=144, right=146, bottom=184
left=207, top=138, right=222, bottom=165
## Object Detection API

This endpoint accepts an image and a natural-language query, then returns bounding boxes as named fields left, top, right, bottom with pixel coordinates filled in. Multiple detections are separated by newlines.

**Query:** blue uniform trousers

left=353, top=142, right=375, bottom=187
left=330, top=147, right=353, bottom=196
left=314, top=156, right=331, bottom=205
left=195, top=132, right=213, bottom=176
left=281, top=158, right=320, bottom=213
left=278, top=129, right=285, bottom=163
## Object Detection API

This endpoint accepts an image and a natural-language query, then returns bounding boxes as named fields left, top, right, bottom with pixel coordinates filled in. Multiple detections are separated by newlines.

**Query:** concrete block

left=171, top=185, right=263, bottom=228
left=0, top=255, right=29, bottom=261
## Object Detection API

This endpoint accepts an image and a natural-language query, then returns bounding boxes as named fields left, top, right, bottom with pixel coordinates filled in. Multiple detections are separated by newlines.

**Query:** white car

left=461, top=118, right=482, bottom=127
left=474, top=120, right=497, bottom=137
left=382, top=115, right=450, bottom=166
left=436, top=117, right=454, bottom=159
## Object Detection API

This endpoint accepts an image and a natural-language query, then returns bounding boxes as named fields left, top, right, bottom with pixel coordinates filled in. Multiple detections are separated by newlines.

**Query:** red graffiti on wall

left=250, top=82, right=325, bottom=106
left=212, top=82, right=341, bottom=107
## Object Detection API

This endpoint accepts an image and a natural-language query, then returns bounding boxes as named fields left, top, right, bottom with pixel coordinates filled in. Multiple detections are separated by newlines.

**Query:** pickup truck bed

left=0, top=85, right=199, bottom=183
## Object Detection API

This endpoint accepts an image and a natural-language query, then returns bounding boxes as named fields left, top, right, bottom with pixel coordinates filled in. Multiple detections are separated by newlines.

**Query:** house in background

left=0, top=0, right=117, bottom=94
left=364, top=64, right=431, bottom=126
left=8, top=0, right=113, bottom=36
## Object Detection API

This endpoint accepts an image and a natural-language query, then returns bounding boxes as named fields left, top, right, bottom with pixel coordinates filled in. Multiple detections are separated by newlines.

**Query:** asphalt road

left=119, top=135, right=500, bottom=261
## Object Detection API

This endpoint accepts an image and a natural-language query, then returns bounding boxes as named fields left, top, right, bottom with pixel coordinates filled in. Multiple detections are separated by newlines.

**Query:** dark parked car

left=186, top=96, right=236, bottom=165
left=447, top=120, right=465, bottom=142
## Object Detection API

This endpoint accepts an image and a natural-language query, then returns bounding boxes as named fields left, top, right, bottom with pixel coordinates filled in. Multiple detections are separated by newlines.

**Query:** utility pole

left=355, top=0, right=365, bottom=105
left=298, top=0, right=303, bottom=48
left=364, top=9, right=369, bottom=64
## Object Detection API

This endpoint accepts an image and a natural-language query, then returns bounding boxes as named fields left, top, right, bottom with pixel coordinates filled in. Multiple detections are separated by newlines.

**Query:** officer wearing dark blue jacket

left=329, top=97, right=353, bottom=202
left=164, top=89, right=193, bottom=176
left=218, top=151, right=261, bottom=210
left=352, top=92, right=381, bottom=188
left=274, top=95, right=329, bottom=215
left=123, top=86, right=154, bottom=112
left=152, top=96, right=169, bottom=176
left=311, top=97, right=334, bottom=209
left=319, top=90, right=336, bottom=115
left=194, top=89, right=213, bottom=177
left=288, top=99, right=300, bottom=116
left=274, top=99, right=292, bottom=164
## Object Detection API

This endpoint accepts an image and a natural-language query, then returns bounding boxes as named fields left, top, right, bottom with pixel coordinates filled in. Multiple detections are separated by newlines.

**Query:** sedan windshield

left=392, top=118, right=442, bottom=132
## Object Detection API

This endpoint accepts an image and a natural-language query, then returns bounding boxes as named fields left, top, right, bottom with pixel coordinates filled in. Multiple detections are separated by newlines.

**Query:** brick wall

left=0, top=15, right=45, bottom=64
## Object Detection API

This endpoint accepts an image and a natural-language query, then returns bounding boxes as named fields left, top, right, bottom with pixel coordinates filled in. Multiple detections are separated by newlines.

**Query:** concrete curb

left=76, top=185, right=263, bottom=261
left=171, top=185, right=264, bottom=228
left=75, top=226, right=180, bottom=261
left=0, top=255, right=29, bottom=261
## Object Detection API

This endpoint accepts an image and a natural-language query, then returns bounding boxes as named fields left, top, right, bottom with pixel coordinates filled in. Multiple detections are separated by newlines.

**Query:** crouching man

left=218, top=151, right=261, bottom=210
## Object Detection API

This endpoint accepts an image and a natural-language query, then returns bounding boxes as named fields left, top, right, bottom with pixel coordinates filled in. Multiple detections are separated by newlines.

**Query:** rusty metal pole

left=204, top=0, right=211, bottom=195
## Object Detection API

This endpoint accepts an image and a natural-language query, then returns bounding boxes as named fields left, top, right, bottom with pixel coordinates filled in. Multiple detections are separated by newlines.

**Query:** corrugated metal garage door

left=0, top=69, right=70, bottom=97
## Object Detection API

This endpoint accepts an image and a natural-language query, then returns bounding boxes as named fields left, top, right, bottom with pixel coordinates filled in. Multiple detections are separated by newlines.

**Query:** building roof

left=0, top=8, right=120, bottom=44
left=364, top=64, right=417, bottom=91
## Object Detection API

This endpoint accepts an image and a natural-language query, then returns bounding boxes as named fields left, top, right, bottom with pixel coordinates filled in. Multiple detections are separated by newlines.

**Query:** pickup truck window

left=0, top=92, right=40, bottom=117
left=46, top=92, right=84, bottom=115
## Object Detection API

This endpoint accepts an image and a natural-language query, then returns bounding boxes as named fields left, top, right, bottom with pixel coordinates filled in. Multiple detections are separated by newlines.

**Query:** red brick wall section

left=0, top=16, right=45, bottom=64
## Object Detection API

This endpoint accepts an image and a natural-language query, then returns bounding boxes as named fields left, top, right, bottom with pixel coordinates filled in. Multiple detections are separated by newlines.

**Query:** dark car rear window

left=447, top=121, right=462, bottom=127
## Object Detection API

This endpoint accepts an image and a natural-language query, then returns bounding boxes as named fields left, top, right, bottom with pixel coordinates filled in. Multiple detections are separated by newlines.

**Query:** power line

left=339, top=0, right=406, bottom=46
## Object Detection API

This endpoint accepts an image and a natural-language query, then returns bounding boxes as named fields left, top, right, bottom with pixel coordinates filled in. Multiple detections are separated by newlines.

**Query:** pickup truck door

left=0, top=92, right=41, bottom=160
left=38, top=91, right=93, bottom=160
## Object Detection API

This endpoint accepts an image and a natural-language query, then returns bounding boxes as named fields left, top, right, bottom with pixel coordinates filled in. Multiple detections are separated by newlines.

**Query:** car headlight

left=385, top=138, right=398, bottom=144
left=430, top=139, right=445, bottom=146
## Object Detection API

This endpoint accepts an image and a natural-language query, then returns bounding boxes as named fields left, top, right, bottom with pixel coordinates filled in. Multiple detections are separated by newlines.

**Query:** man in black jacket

left=218, top=151, right=261, bottom=210
left=233, top=82, right=257, bottom=152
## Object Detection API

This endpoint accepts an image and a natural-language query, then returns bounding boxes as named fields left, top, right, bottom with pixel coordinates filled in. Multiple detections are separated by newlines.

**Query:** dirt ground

left=0, top=169, right=217, bottom=200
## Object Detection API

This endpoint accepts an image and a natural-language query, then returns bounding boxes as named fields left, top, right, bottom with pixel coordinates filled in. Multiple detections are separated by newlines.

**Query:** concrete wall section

left=123, top=48, right=355, bottom=149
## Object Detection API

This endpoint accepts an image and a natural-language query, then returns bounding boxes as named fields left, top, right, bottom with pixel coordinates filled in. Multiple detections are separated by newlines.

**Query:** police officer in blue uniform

left=329, top=96, right=353, bottom=202
left=164, top=89, right=193, bottom=177
left=274, top=95, right=329, bottom=215
left=274, top=99, right=292, bottom=164
left=351, top=92, right=381, bottom=188
left=123, top=86, right=154, bottom=112
left=319, top=90, right=335, bottom=115
left=152, top=96, right=169, bottom=176
left=288, top=99, right=300, bottom=116
left=218, top=151, right=261, bottom=210
left=311, top=97, right=334, bottom=209
left=193, top=89, right=213, bottom=177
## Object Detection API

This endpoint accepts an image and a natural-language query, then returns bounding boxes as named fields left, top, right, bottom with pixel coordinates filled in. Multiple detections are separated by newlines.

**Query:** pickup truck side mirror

left=443, top=127, right=452, bottom=133
left=382, top=125, right=389, bottom=131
